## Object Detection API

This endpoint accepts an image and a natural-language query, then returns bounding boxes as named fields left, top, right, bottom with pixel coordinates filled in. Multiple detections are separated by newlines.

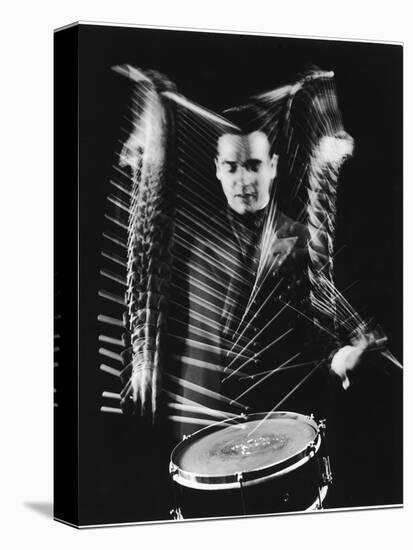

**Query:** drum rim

left=170, top=411, right=321, bottom=490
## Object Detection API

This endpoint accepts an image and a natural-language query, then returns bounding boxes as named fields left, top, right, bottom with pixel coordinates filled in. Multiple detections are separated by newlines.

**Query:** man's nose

left=236, top=166, right=251, bottom=186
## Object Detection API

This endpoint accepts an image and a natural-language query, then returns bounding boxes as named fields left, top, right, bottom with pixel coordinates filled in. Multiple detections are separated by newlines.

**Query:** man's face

left=215, top=131, right=277, bottom=215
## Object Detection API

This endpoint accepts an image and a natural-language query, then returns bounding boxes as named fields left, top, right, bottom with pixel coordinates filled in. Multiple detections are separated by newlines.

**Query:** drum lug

left=169, top=463, right=178, bottom=477
left=306, top=441, right=317, bottom=457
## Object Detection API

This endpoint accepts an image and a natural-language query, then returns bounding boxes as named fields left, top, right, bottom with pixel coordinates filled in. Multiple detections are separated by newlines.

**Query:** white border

left=54, top=20, right=403, bottom=46
left=1, top=2, right=409, bottom=550
left=55, top=503, right=403, bottom=530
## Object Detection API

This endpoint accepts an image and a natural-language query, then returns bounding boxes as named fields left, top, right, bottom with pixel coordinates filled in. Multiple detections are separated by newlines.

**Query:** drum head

left=171, top=411, right=320, bottom=489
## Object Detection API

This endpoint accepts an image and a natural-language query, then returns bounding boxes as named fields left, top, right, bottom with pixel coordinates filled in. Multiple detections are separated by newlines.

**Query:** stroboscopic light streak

left=98, top=65, right=399, bottom=429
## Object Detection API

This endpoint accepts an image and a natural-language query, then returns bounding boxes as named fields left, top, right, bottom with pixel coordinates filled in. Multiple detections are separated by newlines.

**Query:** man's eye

left=247, top=161, right=261, bottom=172
left=225, top=164, right=237, bottom=173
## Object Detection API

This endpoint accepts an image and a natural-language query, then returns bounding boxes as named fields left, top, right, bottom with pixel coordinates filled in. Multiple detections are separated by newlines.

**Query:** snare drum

left=169, top=411, right=332, bottom=519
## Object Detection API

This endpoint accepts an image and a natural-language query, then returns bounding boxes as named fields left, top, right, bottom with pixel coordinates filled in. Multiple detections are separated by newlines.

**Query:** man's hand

left=121, top=364, right=161, bottom=421
left=312, top=133, right=354, bottom=173
left=270, top=237, right=297, bottom=258
left=330, top=344, right=365, bottom=390
left=330, top=328, right=387, bottom=389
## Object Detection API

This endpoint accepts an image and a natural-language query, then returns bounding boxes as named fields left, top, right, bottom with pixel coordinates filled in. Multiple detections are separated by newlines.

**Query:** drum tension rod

left=237, top=472, right=247, bottom=515
left=317, top=419, right=333, bottom=485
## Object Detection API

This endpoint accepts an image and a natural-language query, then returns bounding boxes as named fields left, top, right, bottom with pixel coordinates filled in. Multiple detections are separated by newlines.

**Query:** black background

left=75, top=24, right=402, bottom=525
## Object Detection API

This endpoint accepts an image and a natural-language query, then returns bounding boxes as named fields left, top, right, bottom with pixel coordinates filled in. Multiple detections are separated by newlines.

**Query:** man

left=162, top=106, right=368, bottom=441
left=110, top=68, right=396, bottom=523
left=118, top=92, right=373, bottom=521
left=122, top=100, right=366, bottom=433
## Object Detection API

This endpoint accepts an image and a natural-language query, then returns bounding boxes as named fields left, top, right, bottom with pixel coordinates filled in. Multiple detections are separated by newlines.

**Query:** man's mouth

left=236, top=193, right=255, bottom=200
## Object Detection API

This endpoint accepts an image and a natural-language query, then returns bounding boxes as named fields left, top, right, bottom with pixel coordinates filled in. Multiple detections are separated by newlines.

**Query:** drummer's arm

left=303, top=290, right=366, bottom=391
left=120, top=309, right=162, bottom=419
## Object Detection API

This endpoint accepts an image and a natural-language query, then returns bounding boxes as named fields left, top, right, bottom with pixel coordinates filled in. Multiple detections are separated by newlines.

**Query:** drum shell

left=173, top=454, right=325, bottom=519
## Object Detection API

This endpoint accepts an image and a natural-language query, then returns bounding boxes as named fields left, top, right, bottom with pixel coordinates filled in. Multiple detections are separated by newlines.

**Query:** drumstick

left=97, top=314, right=125, bottom=327
left=169, top=316, right=251, bottom=352
left=171, top=282, right=243, bottom=324
left=100, top=406, right=123, bottom=414
left=107, top=195, right=130, bottom=213
left=247, top=361, right=324, bottom=437
left=169, top=335, right=237, bottom=358
left=172, top=254, right=248, bottom=310
left=242, top=359, right=320, bottom=381
left=98, top=290, right=125, bottom=306
left=99, top=335, right=124, bottom=347
left=99, top=348, right=123, bottom=363
left=173, top=354, right=245, bottom=378
left=277, top=296, right=337, bottom=339
left=112, top=164, right=133, bottom=182
left=168, top=416, right=217, bottom=427
left=101, top=250, right=127, bottom=268
left=170, top=335, right=224, bottom=356
left=104, top=214, right=128, bottom=231
left=167, top=402, right=236, bottom=420
left=225, top=304, right=291, bottom=371
left=166, top=373, right=248, bottom=411
left=162, top=91, right=238, bottom=130
left=226, top=276, right=286, bottom=360
left=171, top=354, right=220, bottom=372
left=170, top=294, right=250, bottom=343
left=223, top=327, right=294, bottom=382
left=177, top=101, right=225, bottom=146
left=110, top=179, right=132, bottom=197
left=235, top=237, right=295, bottom=337
left=112, top=64, right=153, bottom=83
left=176, top=159, right=219, bottom=206
left=164, top=390, right=237, bottom=418
left=175, top=213, right=252, bottom=285
left=381, top=349, right=403, bottom=370
left=102, top=391, right=121, bottom=400
left=174, top=191, right=251, bottom=268
left=100, top=364, right=121, bottom=377
left=271, top=361, right=324, bottom=411
left=100, top=269, right=127, bottom=287
left=231, top=353, right=301, bottom=404
left=167, top=415, right=234, bottom=427
left=102, top=232, right=127, bottom=249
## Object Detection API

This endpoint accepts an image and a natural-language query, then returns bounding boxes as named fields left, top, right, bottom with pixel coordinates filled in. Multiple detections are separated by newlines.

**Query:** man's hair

left=219, top=104, right=277, bottom=156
